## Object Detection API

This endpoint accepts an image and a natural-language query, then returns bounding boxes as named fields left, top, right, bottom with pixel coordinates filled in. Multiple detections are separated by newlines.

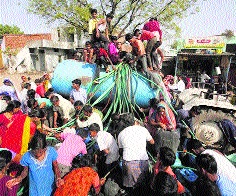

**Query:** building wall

left=45, top=49, right=67, bottom=72
left=3, top=34, right=51, bottom=50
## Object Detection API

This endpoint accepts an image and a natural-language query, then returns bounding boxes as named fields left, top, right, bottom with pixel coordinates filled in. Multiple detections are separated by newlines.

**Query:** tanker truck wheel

left=192, top=107, right=236, bottom=152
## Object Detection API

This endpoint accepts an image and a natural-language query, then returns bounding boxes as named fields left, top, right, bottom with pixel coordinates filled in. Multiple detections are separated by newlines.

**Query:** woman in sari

left=0, top=103, right=14, bottom=141
left=0, top=102, right=36, bottom=163
left=150, top=102, right=179, bottom=154
left=54, top=154, right=105, bottom=196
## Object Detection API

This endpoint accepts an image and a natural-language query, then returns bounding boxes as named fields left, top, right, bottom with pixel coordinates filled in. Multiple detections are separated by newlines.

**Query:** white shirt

left=118, top=125, right=153, bottom=161
left=202, top=149, right=236, bottom=183
left=177, top=80, right=185, bottom=92
left=70, top=88, right=87, bottom=104
left=97, top=131, right=119, bottom=164
left=76, top=111, right=103, bottom=131
left=200, top=73, right=211, bottom=83
left=55, top=93, right=75, bottom=119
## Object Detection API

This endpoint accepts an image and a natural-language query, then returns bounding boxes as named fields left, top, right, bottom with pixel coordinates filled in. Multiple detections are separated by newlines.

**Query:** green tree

left=28, top=0, right=201, bottom=38
left=28, top=0, right=91, bottom=34
left=0, top=24, right=24, bottom=38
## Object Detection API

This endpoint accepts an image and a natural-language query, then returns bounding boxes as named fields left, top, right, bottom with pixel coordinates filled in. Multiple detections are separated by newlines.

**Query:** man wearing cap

left=0, top=78, right=19, bottom=101
left=70, top=79, right=87, bottom=105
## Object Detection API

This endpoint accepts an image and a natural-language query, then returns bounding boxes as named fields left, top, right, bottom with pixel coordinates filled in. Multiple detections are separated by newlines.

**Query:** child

left=0, top=151, right=19, bottom=195
left=35, top=78, right=46, bottom=98
left=93, top=43, right=116, bottom=82
left=88, top=9, right=99, bottom=41
left=108, top=36, right=119, bottom=64
left=94, top=13, right=114, bottom=50
left=83, top=41, right=94, bottom=63
left=6, top=131, right=63, bottom=196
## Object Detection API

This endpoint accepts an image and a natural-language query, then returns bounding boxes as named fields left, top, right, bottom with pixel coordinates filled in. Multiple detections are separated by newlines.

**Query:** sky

left=0, top=0, right=235, bottom=39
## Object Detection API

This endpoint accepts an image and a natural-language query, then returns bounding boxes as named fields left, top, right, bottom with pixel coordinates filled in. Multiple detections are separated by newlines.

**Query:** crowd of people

left=0, top=70, right=236, bottom=195
left=0, top=8, right=236, bottom=196
left=81, top=8, right=164, bottom=85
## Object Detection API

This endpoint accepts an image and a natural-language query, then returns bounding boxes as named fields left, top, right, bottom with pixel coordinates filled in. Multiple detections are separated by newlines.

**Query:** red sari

left=1, top=113, right=36, bottom=162
left=0, top=113, right=11, bottom=137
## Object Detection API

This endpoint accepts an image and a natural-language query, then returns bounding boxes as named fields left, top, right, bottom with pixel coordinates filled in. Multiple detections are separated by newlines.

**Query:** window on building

left=29, top=48, right=35, bottom=53
left=58, top=55, right=62, bottom=63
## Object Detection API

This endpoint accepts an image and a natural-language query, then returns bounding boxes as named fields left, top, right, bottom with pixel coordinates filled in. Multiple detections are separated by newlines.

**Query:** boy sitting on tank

left=93, top=42, right=116, bottom=83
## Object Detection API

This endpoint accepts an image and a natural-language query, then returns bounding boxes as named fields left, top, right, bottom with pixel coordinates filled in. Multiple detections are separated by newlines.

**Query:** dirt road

left=0, top=69, right=44, bottom=92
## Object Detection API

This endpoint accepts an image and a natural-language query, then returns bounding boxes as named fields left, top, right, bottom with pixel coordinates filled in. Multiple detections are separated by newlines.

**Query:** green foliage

left=28, top=0, right=91, bottom=33
left=28, top=0, right=201, bottom=38
left=0, top=24, right=24, bottom=38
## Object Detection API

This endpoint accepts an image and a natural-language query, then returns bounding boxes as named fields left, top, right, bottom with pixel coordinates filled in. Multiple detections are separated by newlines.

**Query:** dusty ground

left=0, top=69, right=44, bottom=92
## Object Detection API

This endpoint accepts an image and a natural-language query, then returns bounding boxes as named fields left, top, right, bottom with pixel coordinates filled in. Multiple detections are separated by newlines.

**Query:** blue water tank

left=51, top=60, right=157, bottom=108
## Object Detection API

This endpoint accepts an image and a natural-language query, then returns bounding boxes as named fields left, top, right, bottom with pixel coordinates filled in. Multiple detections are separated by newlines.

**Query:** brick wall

left=3, top=34, right=52, bottom=50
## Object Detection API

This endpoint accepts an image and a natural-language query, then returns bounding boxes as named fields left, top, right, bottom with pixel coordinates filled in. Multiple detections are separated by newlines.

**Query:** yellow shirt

left=89, top=18, right=99, bottom=35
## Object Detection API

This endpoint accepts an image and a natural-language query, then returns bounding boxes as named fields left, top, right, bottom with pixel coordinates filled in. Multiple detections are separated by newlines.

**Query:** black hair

left=159, top=146, right=176, bottom=167
left=72, top=79, right=81, bottom=86
left=85, top=41, right=92, bottom=46
left=88, top=123, right=100, bottom=132
left=29, top=131, right=47, bottom=150
left=195, top=176, right=221, bottom=196
left=93, top=42, right=101, bottom=49
left=157, top=105, right=165, bottom=112
left=186, top=139, right=203, bottom=152
left=0, top=150, right=12, bottom=164
left=106, top=13, right=114, bottom=19
left=83, top=105, right=93, bottom=113
left=44, top=88, right=54, bottom=98
left=133, top=29, right=140, bottom=36
left=149, top=98, right=159, bottom=108
left=72, top=154, right=93, bottom=169
left=27, top=98, right=38, bottom=109
left=34, top=78, right=42, bottom=83
left=2, top=95, right=11, bottom=102
left=196, top=154, right=217, bottom=174
left=1, top=102, right=14, bottom=113
left=50, top=95, right=59, bottom=103
left=77, top=128, right=89, bottom=138
left=28, top=109, right=45, bottom=118
left=125, top=33, right=133, bottom=41
left=23, top=83, right=31, bottom=89
left=0, top=158, right=6, bottom=171
left=110, top=35, right=118, bottom=41
left=74, top=100, right=84, bottom=107
left=119, top=113, right=135, bottom=128
left=27, top=89, right=36, bottom=99
left=12, top=100, right=21, bottom=108
left=190, top=106, right=201, bottom=115
left=152, top=171, right=178, bottom=195
left=90, top=8, right=97, bottom=14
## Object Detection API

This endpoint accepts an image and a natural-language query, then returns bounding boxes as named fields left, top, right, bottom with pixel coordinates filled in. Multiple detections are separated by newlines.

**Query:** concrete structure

left=175, top=35, right=236, bottom=87
left=0, top=27, right=89, bottom=73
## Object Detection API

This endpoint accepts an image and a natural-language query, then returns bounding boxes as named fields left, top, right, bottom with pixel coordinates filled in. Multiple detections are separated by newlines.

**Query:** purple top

left=0, top=175, right=19, bottom=196
left=143, top=20, right=162, bottom=40
left=108, top=42, right=119, bottom=63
